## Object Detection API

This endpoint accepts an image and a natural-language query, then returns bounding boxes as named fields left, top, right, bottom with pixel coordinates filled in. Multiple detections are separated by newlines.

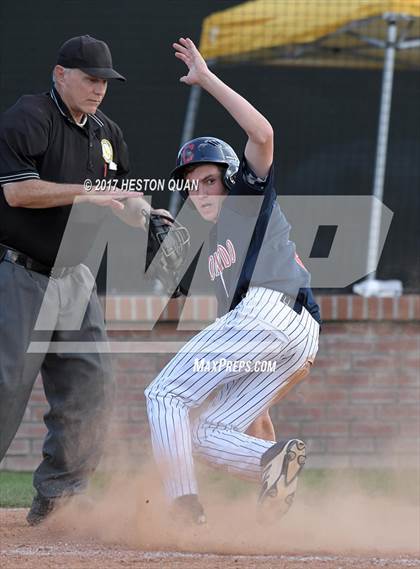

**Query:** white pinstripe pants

left=145, top=287, right=319, bottom=500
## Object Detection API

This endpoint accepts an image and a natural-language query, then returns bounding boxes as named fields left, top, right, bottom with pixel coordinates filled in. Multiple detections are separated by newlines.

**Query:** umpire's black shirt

left=0, top=87, right=129, bottom=266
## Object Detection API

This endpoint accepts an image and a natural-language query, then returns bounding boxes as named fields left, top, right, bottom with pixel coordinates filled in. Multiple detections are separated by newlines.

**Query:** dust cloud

left=52, top=459, right=420, bottom=556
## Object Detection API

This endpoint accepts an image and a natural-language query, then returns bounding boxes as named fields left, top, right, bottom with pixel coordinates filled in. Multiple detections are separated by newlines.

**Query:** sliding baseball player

left=145, top=37, right=321, bottom=526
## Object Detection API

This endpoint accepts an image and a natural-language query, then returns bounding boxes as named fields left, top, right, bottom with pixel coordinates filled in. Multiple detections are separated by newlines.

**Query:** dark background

left=0, top=0, right=419, bottom=293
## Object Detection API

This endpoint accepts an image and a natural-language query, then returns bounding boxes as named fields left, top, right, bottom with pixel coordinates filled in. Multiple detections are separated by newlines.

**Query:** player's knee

left=144, top=385, right=164, bottom=421
left=144, top=381, right=179, bottom=409
left=144, top=373, right=163, bottom=396
left=144, top=383, right=157, bottom=403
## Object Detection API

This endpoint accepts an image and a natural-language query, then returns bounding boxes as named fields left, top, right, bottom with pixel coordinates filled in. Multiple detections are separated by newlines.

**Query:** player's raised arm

left=173, top=37, right=273, bottom=179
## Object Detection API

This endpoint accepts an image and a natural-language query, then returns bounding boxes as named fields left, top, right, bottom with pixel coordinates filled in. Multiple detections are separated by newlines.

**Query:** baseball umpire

left=0, top=35, right=158, bottom=525
left=145, top=38, right=321, bottom=526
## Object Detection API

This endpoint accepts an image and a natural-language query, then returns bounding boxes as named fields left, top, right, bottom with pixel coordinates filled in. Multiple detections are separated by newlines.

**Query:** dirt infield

left=1, top=469, right=419, bottom=569
left=1, top=510, right=419, bottom=569
left=0, top=510, right=420, bottom=569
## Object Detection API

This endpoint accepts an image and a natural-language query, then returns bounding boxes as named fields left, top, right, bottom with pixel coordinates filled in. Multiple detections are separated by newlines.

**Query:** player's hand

left=151, top=208, right=174, bottom=225
left=173, top=37, right=209, bottom=86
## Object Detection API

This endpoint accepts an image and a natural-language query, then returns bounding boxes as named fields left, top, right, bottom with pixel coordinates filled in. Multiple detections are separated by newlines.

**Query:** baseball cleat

left=171, top=494, right=207, bottom=526
left=258, top=438, right=306, bottom=522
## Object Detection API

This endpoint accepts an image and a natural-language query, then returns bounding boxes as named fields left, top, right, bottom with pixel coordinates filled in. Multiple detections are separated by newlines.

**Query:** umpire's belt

left=0, top=244, right=74, bottom=279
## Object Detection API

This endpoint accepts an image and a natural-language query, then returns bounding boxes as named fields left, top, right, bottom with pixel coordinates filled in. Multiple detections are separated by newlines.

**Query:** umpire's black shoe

left=26, top=494, right=59, bottom=526
left=27, top=493, right=94, bottom=526
left=172, top=494, right=207, bottom=526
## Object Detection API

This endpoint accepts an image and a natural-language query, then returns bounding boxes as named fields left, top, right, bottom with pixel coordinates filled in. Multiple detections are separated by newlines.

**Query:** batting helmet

left=170, top=137, right=240, bottom=198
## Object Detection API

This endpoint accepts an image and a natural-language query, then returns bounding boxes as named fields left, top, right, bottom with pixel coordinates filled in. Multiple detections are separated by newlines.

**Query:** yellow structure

left=200, top=0, right=420, bottom=68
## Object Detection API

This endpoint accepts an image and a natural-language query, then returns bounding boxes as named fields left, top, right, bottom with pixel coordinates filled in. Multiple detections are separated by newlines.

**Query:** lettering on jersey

left=208, top=240, right=236, bottom=281
left=226, top=239, right=236, bottom=263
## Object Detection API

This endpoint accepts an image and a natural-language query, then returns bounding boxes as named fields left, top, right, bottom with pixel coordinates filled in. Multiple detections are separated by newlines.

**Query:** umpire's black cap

left=57, top=35, right=126, bottom=81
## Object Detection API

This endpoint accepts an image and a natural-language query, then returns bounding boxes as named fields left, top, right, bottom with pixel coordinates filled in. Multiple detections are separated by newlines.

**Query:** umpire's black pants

left=0, top=260, right=113, bottom=498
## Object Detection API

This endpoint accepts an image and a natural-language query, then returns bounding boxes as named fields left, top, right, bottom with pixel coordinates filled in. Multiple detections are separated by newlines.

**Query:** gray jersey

left=209, top=157, right=320, bottom=322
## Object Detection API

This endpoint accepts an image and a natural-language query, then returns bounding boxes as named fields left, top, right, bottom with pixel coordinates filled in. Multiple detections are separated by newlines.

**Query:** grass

left=0, top=471, right=35, bottom=507
left=0, top=471, right=109, bottom=508
left=1, top=468, right=418, bottom=508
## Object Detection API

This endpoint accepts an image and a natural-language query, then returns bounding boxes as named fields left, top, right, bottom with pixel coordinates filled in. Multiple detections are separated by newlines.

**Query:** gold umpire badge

left=101, top=139, right=113, bottom=164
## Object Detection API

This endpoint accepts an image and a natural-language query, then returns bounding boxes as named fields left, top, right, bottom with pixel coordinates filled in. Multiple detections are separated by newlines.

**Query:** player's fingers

left=152, top=207, right=173, bottom=216
left=152, top=208, right=174, bottom=224
left=174, top=50, right=190, bottom=62
left=186, top=38, right=199, bottom=52
left=175, top=52, right=188, bottom=63
left=173, top=42, right=189, bottom=54
left=173, top=47, right=188, bottom=59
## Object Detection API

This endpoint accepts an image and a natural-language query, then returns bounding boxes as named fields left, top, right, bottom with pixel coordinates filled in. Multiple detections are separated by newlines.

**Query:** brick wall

left=1, top=295, right=419, bottom=472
